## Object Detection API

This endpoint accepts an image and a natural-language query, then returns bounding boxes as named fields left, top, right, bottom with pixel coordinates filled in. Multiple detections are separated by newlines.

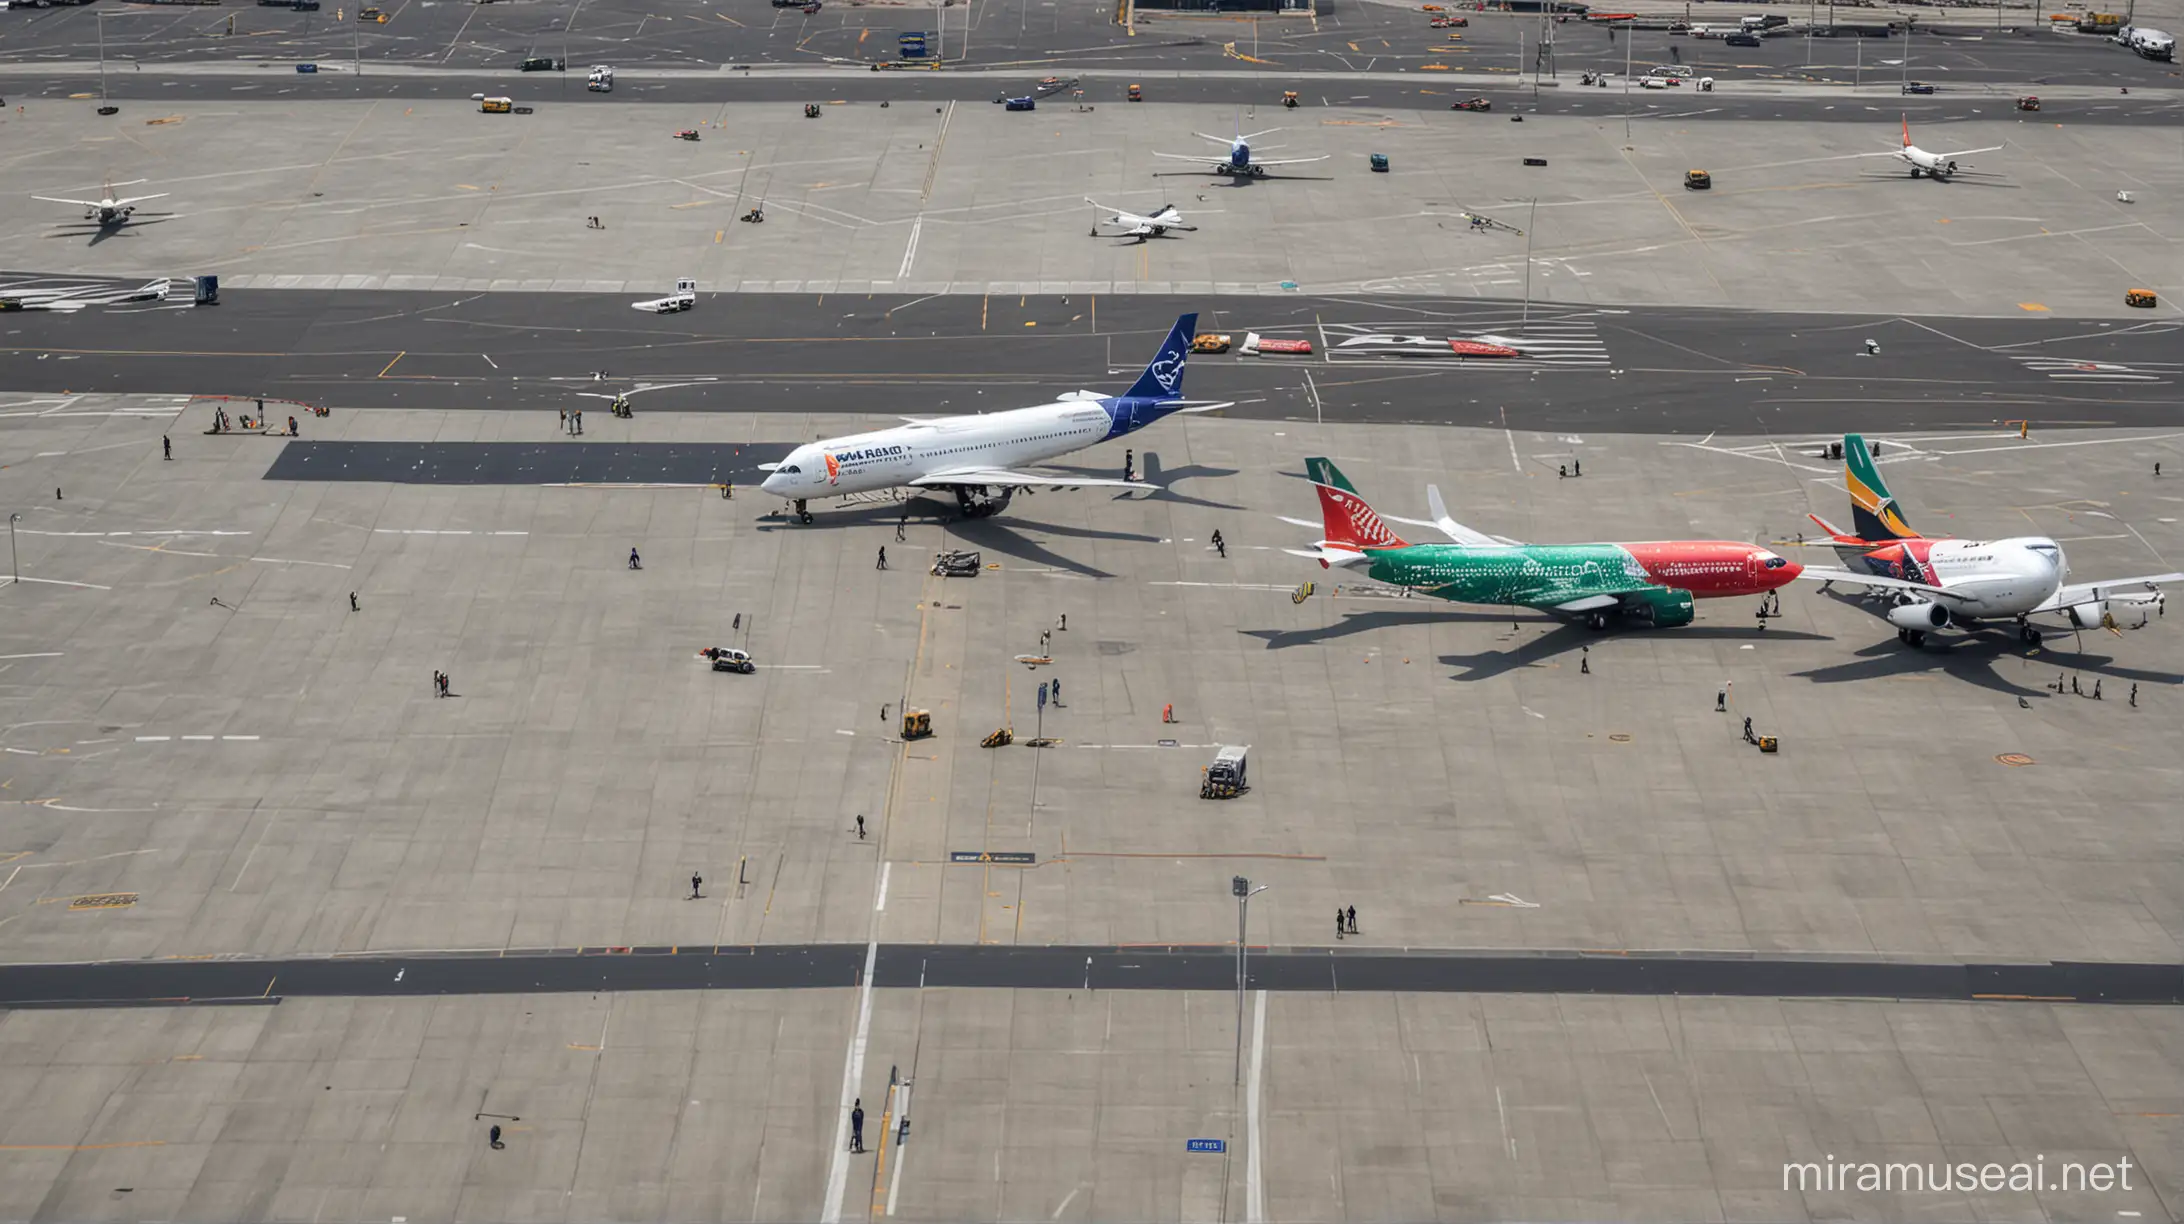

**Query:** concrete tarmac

left=0, top=990, right=2174, bottom=1222
left=4, top=400, right=2181, bottom=972
left=3, top=97, right=2177, bottom=318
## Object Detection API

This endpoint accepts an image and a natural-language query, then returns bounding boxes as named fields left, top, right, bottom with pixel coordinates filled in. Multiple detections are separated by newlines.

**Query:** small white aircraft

left=1152, top=123, right=1327, bottom=178
left=1085, top=197, right=1197, bottom=242
left=33, top=179, right=168, bottom=225
left=1868, top=116, right=2002, bottom=181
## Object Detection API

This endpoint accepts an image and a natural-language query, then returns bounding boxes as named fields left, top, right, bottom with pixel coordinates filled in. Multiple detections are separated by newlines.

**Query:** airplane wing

left=31, top=197, right=104, bottom=208
left=2031, top=574, right=2184, bottom=614
left=1247, top=156, right=1330, bottom=167
left=1388, top=484, right=1516, bottom=547
left=1189, top=131, right=1233, bottom=144
left=110, top=193, right=169, bottom=207
left=1153, top=152, right=1224, bottom=162
left=909, top=468, right=1155, bottom=491
left=1795, top=567, right=1982, bottom=604
left=1934, top=145, right=2003, bottom=160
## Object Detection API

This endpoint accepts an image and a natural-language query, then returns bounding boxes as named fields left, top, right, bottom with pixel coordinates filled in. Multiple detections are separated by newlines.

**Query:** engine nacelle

left=1886, top=600, right=1949, bottom=630
left=2065, top=599, right=2110, bottom=630
left=1623, top=585, right=1696, bottom=628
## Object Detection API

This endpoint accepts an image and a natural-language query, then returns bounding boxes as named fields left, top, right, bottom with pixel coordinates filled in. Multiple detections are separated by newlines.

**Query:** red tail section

left=1901, top=115, right=1913, bottom=148
left=1313, top=482, right=1408, bottom=551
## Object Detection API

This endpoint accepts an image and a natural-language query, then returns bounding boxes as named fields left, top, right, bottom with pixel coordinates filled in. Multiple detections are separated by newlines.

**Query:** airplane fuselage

left=1837, top=535, right=2063, bottom=619
left=1899, top=147, right=1957, bottom=178
left=761, top=399, right=1142, bottom=501
left=1341, top=540, right=1800, bottom=606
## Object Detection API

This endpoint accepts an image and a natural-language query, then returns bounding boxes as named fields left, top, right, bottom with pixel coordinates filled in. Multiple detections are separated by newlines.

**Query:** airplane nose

left=759, top=473, right=783, bottom=495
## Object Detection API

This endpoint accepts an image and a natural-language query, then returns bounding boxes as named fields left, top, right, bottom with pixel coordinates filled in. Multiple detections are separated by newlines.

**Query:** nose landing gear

left=794, top=498, right=813, bottom=525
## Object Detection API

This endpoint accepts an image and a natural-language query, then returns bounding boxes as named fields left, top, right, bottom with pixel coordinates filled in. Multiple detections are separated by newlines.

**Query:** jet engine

left=2064, top=599, right=2110, bottom=630
left=1942, top=160, right=1958, bottom=177
left=1886, top=600, right=1948, bottom=630
left=1622, top=585, right=1696, bottom=628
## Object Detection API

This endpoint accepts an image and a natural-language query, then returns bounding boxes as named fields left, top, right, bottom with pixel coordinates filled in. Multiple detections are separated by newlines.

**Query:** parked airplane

left=32, top=179, right=168, bottom=226
left=1085, top=198, right=1196, bottom=242
left=1800, top=434, right=2180, bottom=647
left=1867, top=117, right=2001, bottom=181
left=2117, top=25, right=2176, bottom=59
left=1152, top=122, right=1326, bottom=178
left=1280, top=459, right=1802, bottom=629
left=758, top=314, right=1226, bottom=522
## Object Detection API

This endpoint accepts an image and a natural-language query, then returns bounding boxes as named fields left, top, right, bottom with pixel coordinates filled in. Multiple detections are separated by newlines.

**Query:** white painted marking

left=182, top=735, right=214, bottom=741
left=223, top=735, right=260, bottom=741
left=1496, top=1086, right=1516, bottom=1161
left=0, top=653, right=63, bottom=661
left=1505, top=428, right=1522, bottom=473
left=251, top=556, right=354, bottom=570
left=1051, top=1186, right=1078, bottom=1219
left=836, top=729, right=857, bottom=737
left=7, top=577, right=113, bottom=590
left=1147, top=581, right=1298, bottom=592
left=1246, top=989, right=1268, bottom=1224
left=897, top=217, right=924, bottom=280
left=136, top=736, right=170, bottom=742
left=875, top=862, right=890, bottom=913
left=821, top=904, right=886, bottom=1220
left=885, top=1078, right=911, bottom=1215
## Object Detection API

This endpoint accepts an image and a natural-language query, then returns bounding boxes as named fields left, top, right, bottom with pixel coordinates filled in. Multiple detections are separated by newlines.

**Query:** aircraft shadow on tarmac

left=1793, top=628, right=2184, bottom=698
left=945, top=515, right=1165, bottom=580
left=1854, top=173, right=2017, bottom=189
left=1438, top=621, right=1831, bottom=683
left=1036, top=454, right=1245, bottom=510
left=46, top=215, right=177, bottom=246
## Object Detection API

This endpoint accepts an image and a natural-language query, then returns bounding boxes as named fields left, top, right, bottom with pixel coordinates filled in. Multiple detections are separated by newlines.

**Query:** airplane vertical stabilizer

left=1305, top=459, right=1408, bottom=552
left=1843, top=434, right=1919, bottom=541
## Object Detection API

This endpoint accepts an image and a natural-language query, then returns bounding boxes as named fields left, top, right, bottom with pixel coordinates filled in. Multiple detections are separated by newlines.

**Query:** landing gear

left=1897, top=628, right=1926, bottom=647
left=1586, top=610, right=1611, bottom=631
left=794, top=498, right=812, bottom=525
left=2019, top=623, right=2043, bottom=647
left=950, top=485, right=1015, bottom=519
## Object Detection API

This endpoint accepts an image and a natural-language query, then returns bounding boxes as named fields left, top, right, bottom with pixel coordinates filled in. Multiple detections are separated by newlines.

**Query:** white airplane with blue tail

left=758, top=314, right=1229, bottom=522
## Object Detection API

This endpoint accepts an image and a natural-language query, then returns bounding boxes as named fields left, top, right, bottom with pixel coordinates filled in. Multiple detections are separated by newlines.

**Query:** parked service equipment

left=1201, top=745, right=1249, bottom=799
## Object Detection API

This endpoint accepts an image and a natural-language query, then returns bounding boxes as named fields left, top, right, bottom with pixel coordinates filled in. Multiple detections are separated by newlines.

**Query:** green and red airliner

left=1284, top=458, right=1802, bottom=629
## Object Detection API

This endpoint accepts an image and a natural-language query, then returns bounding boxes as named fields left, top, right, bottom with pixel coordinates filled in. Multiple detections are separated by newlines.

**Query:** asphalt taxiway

left=5, top=290, right=2180, bottom=431
left=4, top=0, right=2174, bottom=87
left=3, top=942, right=2179, bottom=1008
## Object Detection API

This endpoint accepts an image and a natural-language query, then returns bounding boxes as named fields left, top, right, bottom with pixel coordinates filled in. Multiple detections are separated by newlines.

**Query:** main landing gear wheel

left=1586, top=611, right=1611, bottom=631
left=2019, top=624, right=2042, bottom=646
left=951, top=486, right=1014, bottom=520
left=1898, top=628, right=1926, bottom=647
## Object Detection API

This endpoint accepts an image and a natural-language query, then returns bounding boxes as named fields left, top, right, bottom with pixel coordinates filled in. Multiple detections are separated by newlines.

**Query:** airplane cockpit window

left=1764, top=556, right=1788, bottom=569
left=781, top=465, right=802, bottom=474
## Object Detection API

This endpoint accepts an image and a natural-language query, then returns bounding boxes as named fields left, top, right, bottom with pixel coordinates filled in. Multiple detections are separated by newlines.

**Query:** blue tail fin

left=1122, top=313, right=1196, bottom=402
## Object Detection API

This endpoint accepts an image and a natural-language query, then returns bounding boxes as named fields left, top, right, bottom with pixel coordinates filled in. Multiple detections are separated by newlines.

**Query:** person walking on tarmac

left=629, top=547, right=642, bottom=571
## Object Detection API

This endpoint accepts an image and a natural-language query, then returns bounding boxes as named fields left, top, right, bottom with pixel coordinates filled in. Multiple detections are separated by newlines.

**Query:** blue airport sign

left=1186, top=1138, right=1225, bottom=1153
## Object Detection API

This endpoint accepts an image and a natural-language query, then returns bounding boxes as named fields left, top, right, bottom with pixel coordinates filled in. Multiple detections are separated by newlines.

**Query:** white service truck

left=587, top=64, right=613, bottom=91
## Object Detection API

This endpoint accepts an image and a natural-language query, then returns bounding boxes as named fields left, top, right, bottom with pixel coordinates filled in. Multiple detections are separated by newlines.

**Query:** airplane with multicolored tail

left=1280, top=458, right=1801, bottom=630
left=1801, top=434, right=2181, bottom=647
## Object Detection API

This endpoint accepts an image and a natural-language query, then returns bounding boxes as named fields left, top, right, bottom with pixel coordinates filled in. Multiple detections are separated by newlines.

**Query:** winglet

left=1121, top=313, right=1195, bottom=402
left=1303, top=456, right=1359, bottom=493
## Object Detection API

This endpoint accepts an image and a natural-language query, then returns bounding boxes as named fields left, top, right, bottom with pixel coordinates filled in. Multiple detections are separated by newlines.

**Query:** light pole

left=1520, top=196, right=1538, bottom=337
left=1232, top=876, right=1269, bottom=1086
left=9, top=513, right=19, bottom=585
